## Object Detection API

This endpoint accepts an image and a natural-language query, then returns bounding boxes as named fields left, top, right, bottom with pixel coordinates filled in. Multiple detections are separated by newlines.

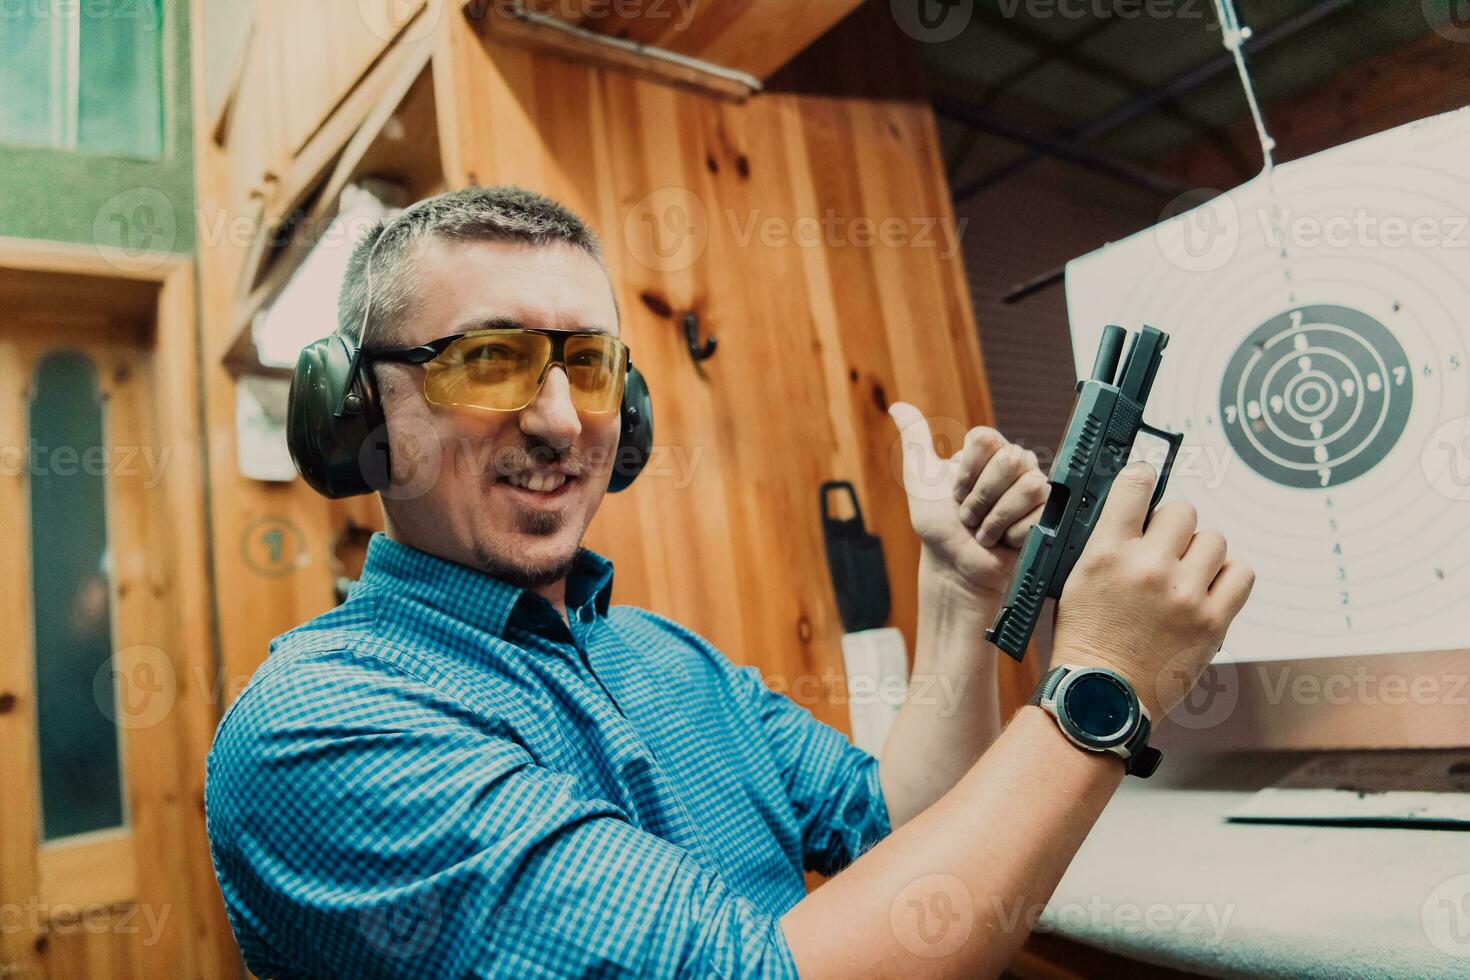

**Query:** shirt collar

left=358, top=534, right=615, bottom=637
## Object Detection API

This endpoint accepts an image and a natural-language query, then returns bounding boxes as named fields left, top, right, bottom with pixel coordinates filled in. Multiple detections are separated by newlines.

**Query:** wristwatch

left=1027, top=665, right=1162, bottom=778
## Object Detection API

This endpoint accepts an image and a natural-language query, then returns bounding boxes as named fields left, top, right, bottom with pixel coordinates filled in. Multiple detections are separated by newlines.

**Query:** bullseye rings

left=1219, top=304, right=1413, bottom=489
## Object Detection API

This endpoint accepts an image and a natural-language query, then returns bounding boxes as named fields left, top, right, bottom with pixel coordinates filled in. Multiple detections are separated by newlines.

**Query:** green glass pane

left=78, top=0, right=165, bottom=157
left=30, top=352, right=125, bottom=841
left=0, top=7, right=66, bottom=148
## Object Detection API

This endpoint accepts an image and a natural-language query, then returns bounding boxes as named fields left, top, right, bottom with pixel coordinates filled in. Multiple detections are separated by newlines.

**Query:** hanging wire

left=1211, top=0, right=1277, bottom=174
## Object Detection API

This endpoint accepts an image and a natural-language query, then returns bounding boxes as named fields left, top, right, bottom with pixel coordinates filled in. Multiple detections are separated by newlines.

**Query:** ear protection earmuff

left=287, top=333, right=392, bottom=498
left=609, top=360, right=652, bottom=494
left=284, top=204, right=653, bottom=499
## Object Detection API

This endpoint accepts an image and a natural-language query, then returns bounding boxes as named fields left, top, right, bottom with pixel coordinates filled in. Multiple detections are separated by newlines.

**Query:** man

left=206, top=186, right=1253, bottom=978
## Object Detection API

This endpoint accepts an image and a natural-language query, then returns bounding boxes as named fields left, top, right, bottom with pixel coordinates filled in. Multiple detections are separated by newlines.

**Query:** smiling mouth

left=500, top=470, right=576, bottom=496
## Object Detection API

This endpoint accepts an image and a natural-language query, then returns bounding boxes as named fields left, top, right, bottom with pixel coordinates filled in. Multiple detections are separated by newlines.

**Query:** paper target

left=1220, top=304, right=1413, bottom=489
left=1064, top=107, right=1470, bottom=664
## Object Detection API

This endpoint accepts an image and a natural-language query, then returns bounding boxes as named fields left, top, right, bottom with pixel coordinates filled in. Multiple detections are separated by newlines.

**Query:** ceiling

left=920, top=0, right=1454, bottom=201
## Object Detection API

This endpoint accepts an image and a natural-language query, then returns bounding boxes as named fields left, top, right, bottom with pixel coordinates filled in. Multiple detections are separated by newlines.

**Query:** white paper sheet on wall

left=236, top=375, right=296, bottom=482
left=1065, top=107, right=1470, bottom=664
left=840, top=628, right=909, bottom=757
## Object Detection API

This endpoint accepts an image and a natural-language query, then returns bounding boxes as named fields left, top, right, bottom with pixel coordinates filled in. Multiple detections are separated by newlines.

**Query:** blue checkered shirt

left=206, top=534, right=890, bottom=978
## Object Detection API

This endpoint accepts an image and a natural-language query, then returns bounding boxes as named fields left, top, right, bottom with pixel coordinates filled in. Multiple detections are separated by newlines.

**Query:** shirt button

left=579, top=606, right=594, bottom=623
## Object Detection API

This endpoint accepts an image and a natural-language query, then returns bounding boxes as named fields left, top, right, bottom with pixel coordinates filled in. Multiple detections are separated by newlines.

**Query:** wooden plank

left=622, top=80, right=755, bottom=666
left=36, top=832, right=137, bottom=911
left=0, top=266, right=159, bottom=334
left=704, top=98, right=850, bottom=720
left=40, top=908, right=145, bottom=980
left=674, top=0, right=866, bottom=81
left=443, top=26, right=559, bottom=187
left=193, top=4, right=445, bottom=732
left=191, top=0, right=363, bottom=744
left=153, top=263, right=239, bottom=980
left=0, top=235, right=186, bottom=283
left=90, top=336, right=192, bottom=977
left=281, top=0, right=431, bottom=158
left=208, top=13, right=256, bottom=146
left=0, top=332, right=45, bottom=980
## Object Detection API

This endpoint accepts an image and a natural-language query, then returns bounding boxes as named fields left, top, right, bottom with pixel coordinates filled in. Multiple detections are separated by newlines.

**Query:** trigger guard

left=1137, top=421, right=1184, bottom=514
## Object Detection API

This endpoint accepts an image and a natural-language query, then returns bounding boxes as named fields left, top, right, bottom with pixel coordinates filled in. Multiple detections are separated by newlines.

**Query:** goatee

left=472, top=511, right=578, bottom=590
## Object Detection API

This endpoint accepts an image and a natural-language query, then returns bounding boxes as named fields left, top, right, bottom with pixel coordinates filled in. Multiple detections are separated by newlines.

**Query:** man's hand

left=882, top=404, right=1048, bottom=823
left=1054, top=461, right=1255, bottom=718
left=889, top=402, right=1050, bottom=606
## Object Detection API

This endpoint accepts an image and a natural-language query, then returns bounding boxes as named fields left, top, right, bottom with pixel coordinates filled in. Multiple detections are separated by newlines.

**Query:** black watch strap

left=1028, top=666, right=1162, bottom=778
left=1124, top=716, right=1162, bottom=778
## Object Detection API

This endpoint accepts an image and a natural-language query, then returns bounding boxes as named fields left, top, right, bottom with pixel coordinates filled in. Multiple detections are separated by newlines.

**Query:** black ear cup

left=286, top=335, right=390, bottom=498
left=609, top=364, right=652, bottom=493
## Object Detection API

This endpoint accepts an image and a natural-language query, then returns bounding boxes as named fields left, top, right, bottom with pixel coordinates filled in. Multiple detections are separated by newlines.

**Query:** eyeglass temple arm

left=364, top=334, right=465, bottom=365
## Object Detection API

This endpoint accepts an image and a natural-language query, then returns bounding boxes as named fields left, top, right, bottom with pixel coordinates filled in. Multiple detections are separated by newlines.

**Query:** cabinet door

left=0, top=323, right=205, bottom=979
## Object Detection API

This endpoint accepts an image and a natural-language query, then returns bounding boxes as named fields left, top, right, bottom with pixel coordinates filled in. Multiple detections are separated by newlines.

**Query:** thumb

left=889, top=401, right=939, bottom=493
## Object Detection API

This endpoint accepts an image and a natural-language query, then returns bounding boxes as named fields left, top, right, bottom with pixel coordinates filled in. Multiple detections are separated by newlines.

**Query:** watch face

left=1060, top=671, right=1134, bottom=744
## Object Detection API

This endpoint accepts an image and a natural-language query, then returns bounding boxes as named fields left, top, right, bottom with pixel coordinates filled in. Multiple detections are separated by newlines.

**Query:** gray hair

left=337, top=185, right=605, bottom=349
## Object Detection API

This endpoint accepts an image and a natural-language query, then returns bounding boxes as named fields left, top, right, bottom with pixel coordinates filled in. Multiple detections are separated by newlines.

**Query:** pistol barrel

left=1090, top=324, right=1127, bottom=384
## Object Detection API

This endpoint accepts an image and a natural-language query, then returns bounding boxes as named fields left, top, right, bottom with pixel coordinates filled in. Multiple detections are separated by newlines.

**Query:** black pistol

left=985, top=325, right=1183, bottom=662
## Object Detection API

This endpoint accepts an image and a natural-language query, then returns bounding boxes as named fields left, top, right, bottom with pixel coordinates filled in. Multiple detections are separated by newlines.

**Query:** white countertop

left=1041, top=751, right=1470, bottom=978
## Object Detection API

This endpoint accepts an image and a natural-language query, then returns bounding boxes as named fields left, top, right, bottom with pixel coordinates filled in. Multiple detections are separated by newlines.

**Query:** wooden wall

left=193, top=0, right=1022, bottom=753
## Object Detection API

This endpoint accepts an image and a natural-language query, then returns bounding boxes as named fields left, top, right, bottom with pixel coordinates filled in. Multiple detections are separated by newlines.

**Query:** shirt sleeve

left=205, top=650, right=801, bottom=980
left=724, top=660, right=893, bottom=877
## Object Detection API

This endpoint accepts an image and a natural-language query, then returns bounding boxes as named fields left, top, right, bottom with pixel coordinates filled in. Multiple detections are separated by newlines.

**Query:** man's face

left=376, top=237, right=623, bottom=588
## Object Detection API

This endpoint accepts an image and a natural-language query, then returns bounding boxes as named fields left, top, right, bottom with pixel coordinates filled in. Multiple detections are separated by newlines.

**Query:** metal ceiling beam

left=954, top=0, right=1359, bottom=202
left=1074, top=0, right=1357, bottom=144
left=975, top=15, right=1121, bottom=107
left=934, top=97, right=1192, bottom=198
left=969, top=5, right=1220, bottom=139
